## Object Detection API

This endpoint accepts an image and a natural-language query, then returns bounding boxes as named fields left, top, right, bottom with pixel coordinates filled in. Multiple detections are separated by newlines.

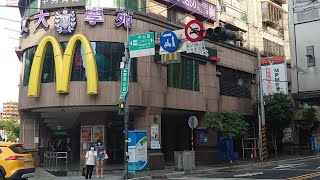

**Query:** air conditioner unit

left=235, top=31, right=244, bottom=41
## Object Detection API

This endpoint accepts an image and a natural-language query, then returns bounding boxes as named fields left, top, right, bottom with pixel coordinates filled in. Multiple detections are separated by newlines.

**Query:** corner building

left=18, top=0, right=258, bottom=169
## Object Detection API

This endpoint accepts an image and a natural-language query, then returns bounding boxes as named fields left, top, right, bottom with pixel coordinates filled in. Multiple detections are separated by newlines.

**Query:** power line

left=4, top=27, right=20, bottom=33
left=0, top=17, right=20, bottom=23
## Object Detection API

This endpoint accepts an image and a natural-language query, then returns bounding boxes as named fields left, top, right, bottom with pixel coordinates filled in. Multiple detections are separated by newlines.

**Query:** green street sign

left=129, top=32, right=155, bottom=58
left=120, top=68, right=129, bottom=99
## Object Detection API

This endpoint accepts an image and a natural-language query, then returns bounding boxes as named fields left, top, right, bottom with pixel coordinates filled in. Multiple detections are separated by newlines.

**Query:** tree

left=204, top=111, right=248, bottom=139
left=264, top=93, right=294, bottom=158
left=295, top=107, right=318, bottom=130
left=0, top=120, right=20, bottom=142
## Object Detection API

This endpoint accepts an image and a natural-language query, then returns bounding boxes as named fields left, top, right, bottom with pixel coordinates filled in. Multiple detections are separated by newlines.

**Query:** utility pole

left=122, top=6, right=131, bottom=180
left=257, top=53, right=267, bottom=162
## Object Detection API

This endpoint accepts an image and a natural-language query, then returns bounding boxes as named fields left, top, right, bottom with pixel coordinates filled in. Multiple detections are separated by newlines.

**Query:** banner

left=261, top=63, right=288, bottom=95
left=158, top=0, right=216, bottom=21
left=81, top=126, right=92, bottom=142
left=151, top=124, right=160, bottom=149
left=195, top=128, right=209, bottom=146
left=93, top=125, right=104, bottom=142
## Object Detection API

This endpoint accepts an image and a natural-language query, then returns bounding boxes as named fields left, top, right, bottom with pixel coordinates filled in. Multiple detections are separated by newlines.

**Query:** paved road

left=169, top=156, right=320, bottom=180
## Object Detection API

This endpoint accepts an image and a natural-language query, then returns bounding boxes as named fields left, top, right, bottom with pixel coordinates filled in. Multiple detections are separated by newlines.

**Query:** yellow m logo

left=161, top=52, right=181, bottom=64
left=27, top=34, right=98, bottom=97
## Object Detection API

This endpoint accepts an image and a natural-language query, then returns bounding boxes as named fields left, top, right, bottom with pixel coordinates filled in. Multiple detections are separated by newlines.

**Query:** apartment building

left=2, top=101, right=19, bottom=120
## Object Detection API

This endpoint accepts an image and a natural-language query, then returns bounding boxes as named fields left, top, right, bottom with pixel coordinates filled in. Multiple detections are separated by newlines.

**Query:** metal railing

left=44, top=151, right=68, bottom=172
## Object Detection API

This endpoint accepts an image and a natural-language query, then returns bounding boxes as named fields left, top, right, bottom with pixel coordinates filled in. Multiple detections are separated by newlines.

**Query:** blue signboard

left=128, top=130, right=148, bottom=171
left=160, top=30, right=179, bottom=53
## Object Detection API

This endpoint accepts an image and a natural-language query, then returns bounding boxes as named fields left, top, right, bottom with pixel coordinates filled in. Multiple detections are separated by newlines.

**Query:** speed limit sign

left=184, top=20, right=204, bottom=43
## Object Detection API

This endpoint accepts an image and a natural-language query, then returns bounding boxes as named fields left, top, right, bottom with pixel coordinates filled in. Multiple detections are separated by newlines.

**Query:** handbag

left=104, top=153, right=109, bottom=160
left=82, top=166, right=87, bottom=176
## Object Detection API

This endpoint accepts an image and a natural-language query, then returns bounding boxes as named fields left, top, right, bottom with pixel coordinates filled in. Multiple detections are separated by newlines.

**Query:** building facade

left=289, top=0, right=320, bottom=103
left=17, top=0, right=288, bottom=168
left=2, top=101, right=19, bottom=120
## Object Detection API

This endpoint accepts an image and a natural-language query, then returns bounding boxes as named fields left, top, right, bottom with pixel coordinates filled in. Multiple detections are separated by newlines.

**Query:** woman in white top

left=85, top=145, right=96, bottom=179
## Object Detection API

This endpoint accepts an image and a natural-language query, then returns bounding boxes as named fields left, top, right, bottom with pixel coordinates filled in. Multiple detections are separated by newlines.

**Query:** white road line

left=233, top=172, right=264, bottom=177
left=273, top=163, right=307, bottom=170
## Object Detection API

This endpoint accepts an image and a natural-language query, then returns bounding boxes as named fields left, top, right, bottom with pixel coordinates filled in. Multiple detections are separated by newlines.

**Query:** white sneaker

left=96, top=175, right=100, bottom=178
left=100, top=175, right=104, bottom=178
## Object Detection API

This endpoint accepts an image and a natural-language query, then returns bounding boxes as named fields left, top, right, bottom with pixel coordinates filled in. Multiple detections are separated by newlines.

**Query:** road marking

left=287, top=172, right=320, bottom=180
left=233, top=172, right=263, bottom=177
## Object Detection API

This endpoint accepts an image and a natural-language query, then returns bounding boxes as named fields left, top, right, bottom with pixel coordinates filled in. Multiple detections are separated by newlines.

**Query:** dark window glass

left=41, top=44, right=55, bottom=83
left=24, top=0, right=39, bottom=16
left=22, top=42, right=137, bottom=86
left=109, top=0, right=146, bottom=12
left=23, top=47, right=37, bottom=86
left=9, top=146, right=28, bottom=154
left=219, top=66, right=252, bottom=99
left=167, top=57, right=199, bottom=91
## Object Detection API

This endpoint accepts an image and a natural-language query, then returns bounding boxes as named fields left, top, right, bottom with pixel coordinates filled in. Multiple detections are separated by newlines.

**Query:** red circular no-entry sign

left=184, top=20, right=204, bottom=42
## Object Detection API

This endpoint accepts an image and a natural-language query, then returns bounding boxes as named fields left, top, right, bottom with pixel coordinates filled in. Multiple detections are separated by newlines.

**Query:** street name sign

left=129, top=32, right=155, bottom=58
left=120, top=68, right=129, bottom=99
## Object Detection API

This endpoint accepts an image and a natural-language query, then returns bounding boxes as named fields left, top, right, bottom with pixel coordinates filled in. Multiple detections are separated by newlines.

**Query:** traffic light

left=203, top=27, right=236, bottom=42
left=117, top=102, right=125, bottom=116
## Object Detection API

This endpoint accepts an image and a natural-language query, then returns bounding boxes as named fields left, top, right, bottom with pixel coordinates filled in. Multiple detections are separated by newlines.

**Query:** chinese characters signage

left=34, top=10, right=50, bottom=30
left=261, top=63, right=288, bottom=95
left=159, top=0, right=216, bottom=21
left=115, top=9, right=133, bottom=28
left=84, top=6, right=104, bottom=26
left=41, top=0, right=86, bottom=9
left=20, top=16, right=29, bottom=35
left=120, top=68, right=129, bottom=99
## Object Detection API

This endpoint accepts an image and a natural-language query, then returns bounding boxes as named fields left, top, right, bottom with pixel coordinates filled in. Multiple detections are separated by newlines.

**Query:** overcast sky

left=0, top=2, right=21, bottom=112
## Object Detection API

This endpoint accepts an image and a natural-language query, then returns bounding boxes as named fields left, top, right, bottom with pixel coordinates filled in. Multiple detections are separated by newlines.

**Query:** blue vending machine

left=128, top=130, right=148, bottom=171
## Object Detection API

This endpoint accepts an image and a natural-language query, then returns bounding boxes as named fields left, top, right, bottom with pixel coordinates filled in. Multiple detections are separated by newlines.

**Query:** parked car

left=0, top=142, right=35, bottom=180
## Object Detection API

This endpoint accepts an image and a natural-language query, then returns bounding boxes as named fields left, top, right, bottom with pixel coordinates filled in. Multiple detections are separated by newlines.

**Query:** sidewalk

left=30, top=154, right=317, bottom=180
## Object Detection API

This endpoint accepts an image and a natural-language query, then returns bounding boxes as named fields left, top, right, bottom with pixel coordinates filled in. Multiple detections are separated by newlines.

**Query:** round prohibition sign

left=184, top=20, right=204, bottom=42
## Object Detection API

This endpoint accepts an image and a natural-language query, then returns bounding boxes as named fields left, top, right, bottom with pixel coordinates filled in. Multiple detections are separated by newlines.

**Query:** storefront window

left=167, top=57, right=199, bottom=91
left=22, top=41, right=137, bottom=86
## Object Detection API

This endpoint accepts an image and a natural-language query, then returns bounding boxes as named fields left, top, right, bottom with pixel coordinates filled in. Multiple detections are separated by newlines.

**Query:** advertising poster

left=128, top=130, right=148, bottom=171
left=282, top=128, right=292, bottom=143
left=151, top=124, right=160, bottom=149
left=81, top=126, right=92, bottom=142
left=195, top=128, right=209, bottom=146
left=93, top=125, right=104, bottom=142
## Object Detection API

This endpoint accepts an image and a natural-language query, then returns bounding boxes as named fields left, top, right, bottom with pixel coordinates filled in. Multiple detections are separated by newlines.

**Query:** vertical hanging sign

left=120, top=68, right=129, bottom=99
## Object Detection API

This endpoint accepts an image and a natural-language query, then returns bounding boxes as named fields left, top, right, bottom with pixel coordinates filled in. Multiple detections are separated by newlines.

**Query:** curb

left=130, top=155, right=320, bottom=179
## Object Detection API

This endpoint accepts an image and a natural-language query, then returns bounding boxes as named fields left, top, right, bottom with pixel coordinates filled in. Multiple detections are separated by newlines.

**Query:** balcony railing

left=270, top=0, right=287, bottom=6
left=261, top=1, right=284, bottom=29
